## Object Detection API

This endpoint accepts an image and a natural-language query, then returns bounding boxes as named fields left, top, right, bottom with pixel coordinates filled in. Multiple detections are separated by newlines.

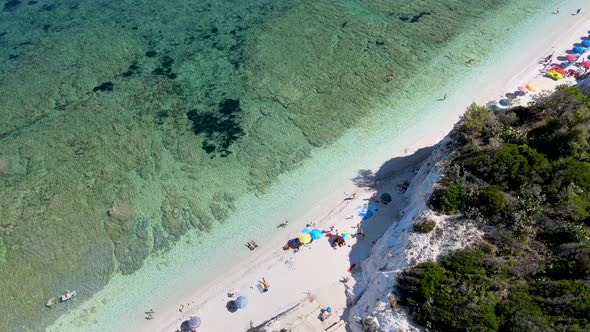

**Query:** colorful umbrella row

left=299, top=227, right=351, bottom=244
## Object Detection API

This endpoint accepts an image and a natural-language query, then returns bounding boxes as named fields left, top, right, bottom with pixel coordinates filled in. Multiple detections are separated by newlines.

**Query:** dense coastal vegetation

left=397, top=86, right=590, bottom=331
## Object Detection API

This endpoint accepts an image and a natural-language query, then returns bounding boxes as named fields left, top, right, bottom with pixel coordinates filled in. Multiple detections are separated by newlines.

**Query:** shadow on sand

left=335, top=145, right=436, bottom=330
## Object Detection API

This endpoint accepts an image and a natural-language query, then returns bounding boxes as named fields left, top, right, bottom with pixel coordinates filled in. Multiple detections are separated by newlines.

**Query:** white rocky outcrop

left=347, top=141, right=483, bottom=332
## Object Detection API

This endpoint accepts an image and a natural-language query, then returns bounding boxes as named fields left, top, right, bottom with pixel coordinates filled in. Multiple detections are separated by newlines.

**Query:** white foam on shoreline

left=48, top=1, right=590, bottom=331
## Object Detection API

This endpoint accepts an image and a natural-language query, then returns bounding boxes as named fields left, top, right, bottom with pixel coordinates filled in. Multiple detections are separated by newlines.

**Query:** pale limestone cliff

left=347, top=141, right=482, bottom=332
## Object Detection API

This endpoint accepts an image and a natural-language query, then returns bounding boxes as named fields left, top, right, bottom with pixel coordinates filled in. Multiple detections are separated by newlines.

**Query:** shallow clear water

left=0, top=0, right=553, bottom=330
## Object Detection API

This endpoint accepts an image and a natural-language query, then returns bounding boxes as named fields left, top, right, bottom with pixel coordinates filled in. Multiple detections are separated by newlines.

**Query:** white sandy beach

left=123, top=4, right=590, bottom=332
left=42, top=2, right=590, bottom=332
left=128, top=1, right=590, bottom=331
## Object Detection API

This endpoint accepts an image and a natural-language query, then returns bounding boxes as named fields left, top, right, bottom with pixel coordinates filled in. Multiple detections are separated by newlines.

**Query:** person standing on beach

left=442, top=94, right=447, bottom=101
left=553, top=8, right=559, bottom=14
left=544, top=50, right=555, bottom=63
left=356, top=223, right=365, bottom=238
left=574, top=8, right=581, bottom=15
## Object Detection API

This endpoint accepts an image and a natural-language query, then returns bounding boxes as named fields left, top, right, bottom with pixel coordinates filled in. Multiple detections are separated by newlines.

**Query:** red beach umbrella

left=565, top=54, right=578, bottom=61
left=581, top=61, right=590, bottom=69
left=517, top=86, right=527, bottom=92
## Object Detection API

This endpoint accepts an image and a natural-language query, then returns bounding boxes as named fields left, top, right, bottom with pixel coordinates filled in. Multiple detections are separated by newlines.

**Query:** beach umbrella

left=298, top=233, right=312, bottom=244
left=583, top=40, right=590, bottom=47
left=310, top=229, right=323, bottom=240
left=301, top=227, right=311, bottom=234
left=581, top=61, right=590, bottom=69
left=189, top=316, right=201, bottom=329
left=341, top=232, right=350, bottom=240
left=573, top=46, right=585, bottom=54
left=180, top=320, right=191, bottom=332
left=526, top=83, right=538, bottom=91
left=226, top=300, right=238, bottom=313
left=517, top=86, right=527, bottom=92
left=235, top=296, right=248, bottom=309
left=565, top=54, right=578, bottom=61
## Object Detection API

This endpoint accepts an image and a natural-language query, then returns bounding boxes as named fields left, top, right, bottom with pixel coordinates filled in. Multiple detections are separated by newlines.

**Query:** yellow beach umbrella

left=298, top=233, right=312, bottom=244
left=526, top=83, right=538, bottom=91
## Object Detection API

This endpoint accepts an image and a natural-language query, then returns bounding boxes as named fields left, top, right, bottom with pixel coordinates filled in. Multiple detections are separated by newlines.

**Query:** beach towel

left=358, top=203, right=378, bottom=221
left=357, top=206, right=368, bottom=217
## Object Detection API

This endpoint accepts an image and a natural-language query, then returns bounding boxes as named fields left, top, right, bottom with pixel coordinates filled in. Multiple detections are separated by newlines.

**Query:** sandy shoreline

left=135, top=4, right=590, bottom=331
left=45, top=2, right=590, bottom=331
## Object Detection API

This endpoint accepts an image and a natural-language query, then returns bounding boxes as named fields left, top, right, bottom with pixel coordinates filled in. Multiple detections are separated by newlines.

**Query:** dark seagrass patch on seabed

left=121, top=62, right=140, bottom=77
left=400, top=11, right=431, bottom=23
left=3, top=0, right=22, bottom=11
left=151, top=55, right=177, bottom=79
left=186, top=99, right=244, bottom=158
left=93, top=82, right=114, bottom=93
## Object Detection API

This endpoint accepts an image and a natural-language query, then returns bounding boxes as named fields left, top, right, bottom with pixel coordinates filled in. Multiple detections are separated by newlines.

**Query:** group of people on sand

left=245, top=240, right=258, bottom=250
left=145, top=309, right=155, bottom=320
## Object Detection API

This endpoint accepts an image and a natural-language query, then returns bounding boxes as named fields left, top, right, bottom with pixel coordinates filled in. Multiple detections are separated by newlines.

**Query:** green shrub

left=441, top=248, right=485, bottom=275
left=550, top=243, right=590, bottom=280
left=458, top=103, right=501, bottom=145
left=478, top=186, right=506, bottom=215
left=398, top=250, right=499, bottom=331
left=491, top=144, right=550, bottom=190
left=380, top=192, right=392, bottom=203
left=413, top=220, right=436, bottom=233
left=527, top=86, right=590, bottom=160
left=435, top=184, right=464, bottom=213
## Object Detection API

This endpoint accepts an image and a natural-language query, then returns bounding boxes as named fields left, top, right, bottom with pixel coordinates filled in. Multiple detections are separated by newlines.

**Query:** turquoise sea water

left=0, top=0, right=555, bottom=330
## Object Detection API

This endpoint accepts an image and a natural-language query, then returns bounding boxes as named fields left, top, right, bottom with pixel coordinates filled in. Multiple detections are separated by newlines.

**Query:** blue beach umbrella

left=189, top=316, right=201, bottom=329
left=235, top=296, right=248, bottom=309
left=582, top=40, right=590, bottom=47
left=573, top=46, right=585, bottom=54
left=310, top=229, right=323, bottom=240
left=226, top=300, right=238, bottom=312
left=301, top=227, right=311, bottom=234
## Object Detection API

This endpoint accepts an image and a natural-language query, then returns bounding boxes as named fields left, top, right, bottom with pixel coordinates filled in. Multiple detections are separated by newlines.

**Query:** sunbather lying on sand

left=259, top=278, right=270, bottom=292
left=246, top=241, right=258, bottom=250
